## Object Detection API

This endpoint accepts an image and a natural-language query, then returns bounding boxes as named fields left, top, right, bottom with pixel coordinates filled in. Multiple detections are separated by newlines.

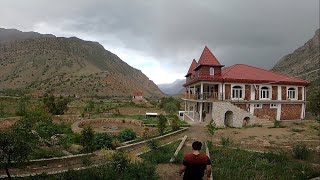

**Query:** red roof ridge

left=185, top=59, right=198, bottom=77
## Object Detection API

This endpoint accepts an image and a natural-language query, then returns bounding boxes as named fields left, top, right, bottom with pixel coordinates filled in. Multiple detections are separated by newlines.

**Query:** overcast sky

left=1, top=0, right=319, bottom=84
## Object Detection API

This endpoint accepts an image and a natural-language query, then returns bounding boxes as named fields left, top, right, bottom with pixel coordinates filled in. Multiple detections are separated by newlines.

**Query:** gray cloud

left=0, top=0, right=319, bottom=82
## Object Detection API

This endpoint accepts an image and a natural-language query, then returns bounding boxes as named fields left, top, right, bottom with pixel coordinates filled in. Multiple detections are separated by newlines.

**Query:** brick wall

left=214, top=67, right=222, bottom=76
left=281, top=104, right=302, bottom=120
left=254, top=104, right=277, bottom=119
left=298, top=87, right=302, bottom=100
left=225, top=84, right=231, bottom=100
left=199, top=66, right=210, bottom=76
left=245, top=85, right=250, bottom=101
left=281, top=86, right=286, bottom=100
left=272, top=86, right=277, bottom=100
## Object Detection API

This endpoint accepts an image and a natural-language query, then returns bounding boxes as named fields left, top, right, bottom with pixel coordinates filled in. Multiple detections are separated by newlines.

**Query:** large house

left=182, top=46, right=310, bottom=128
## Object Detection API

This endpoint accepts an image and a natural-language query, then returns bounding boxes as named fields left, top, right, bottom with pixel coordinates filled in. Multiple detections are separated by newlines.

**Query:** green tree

left=15, top=96, right=29, bottom=116
left=207, top=119, right=217, bottom=142
left=43, top=94, right=70, bottom=115
left=164, top=102, right=179, bottom=115
left=0, top=103, right=4, bottom=118
left=308, top=87, right=320, bottom=121
left=158, top=114, right=167, bottom=135
left=0, top=117, right=37, bottom=179
left=81, top=126, right=96, bottom=152
left=170, top=115, right=180, bottom=131
left=95, top=133, right=113, bottom=149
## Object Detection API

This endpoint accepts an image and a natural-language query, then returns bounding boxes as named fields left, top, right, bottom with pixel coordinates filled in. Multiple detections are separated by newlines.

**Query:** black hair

left=192, top=141, right=202, bottom=150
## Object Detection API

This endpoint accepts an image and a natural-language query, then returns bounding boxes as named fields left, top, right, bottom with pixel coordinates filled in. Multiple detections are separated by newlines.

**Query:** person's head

left=192, top=141, right=202, bottom=151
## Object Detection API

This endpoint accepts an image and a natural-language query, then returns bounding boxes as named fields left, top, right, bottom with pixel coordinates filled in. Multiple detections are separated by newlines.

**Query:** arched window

left=232, top=85, right=243, bottom=99
left=210, top=67, right=214, bottom=75
left=260, top=86, right=270, bottom=99
left=287, top=87, right=296, bottom=99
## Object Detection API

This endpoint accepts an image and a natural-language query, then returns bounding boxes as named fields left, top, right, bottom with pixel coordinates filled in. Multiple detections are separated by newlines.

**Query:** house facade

left=182, top=46, right=310, bottom=128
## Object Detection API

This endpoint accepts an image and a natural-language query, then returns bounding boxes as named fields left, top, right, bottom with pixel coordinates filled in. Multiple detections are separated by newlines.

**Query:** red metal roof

left=195, top=46, right=223, bottom=70
left=133, top=91, right=143, bottom=96
left=185, top=59, right=198, bottom=77
left=221, top=64, right=309, bottom=85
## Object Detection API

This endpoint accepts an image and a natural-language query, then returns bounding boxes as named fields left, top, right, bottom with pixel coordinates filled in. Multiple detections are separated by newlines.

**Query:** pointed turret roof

left=195, top=46, right=223, bottom=70
left=185, top=59, right=198, bottom=77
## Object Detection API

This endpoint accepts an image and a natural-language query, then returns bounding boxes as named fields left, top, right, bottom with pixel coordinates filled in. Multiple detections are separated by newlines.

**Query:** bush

left=272, top=120, right=285, bottom=128
left=292, top=144, right=310, bottom=160
left=157, top=114, right=167, bottom=135
left=95, top=133, right=113, bottom=150
left=170, top=115, right=180, bottom=131
left=111, top=151, right=129, bottom=174
left=118, top=129, right=136, bottom=142
left=80, top=126, right=96, bottom=152
left=81, top=156, right=92, bottom=166
left=290, top=128, right=304, bottom=133
left=123, top=162, right=158, bottom=180
left=220, top=136, right=233, bottom=146
left=147, top=139, right=160, bottom=150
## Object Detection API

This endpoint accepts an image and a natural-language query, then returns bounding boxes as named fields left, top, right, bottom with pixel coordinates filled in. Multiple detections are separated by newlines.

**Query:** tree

left=43, top=94, right=70, bottom=115
left=16, top=96, right=29, bottom=116
left=207, top=119, right=217, bottom=142
left=0, top=103, right=4, bottom=118
left=164, top=102, right=179, bottom=115
left=81, top=126, right=96, bottom=152
left=158, top=114, right=167, bottom=135
left=95, top=133, right=113, bottom=149
left=308, top=87, right=320, bottom=121
left=0, top=118, right=37, bottom=179
left=118, top=129, right=136, bottom=142
left=170, top=115, right=180, bottom=131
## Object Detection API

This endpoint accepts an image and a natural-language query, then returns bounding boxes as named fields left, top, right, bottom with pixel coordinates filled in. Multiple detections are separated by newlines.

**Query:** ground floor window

left=254, top=104, right=262, bottom=109
left=270, top=104, right=278, bottom=108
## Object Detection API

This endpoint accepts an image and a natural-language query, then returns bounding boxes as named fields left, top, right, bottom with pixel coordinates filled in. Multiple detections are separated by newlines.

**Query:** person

left=179, top=141, right=211, bottom=180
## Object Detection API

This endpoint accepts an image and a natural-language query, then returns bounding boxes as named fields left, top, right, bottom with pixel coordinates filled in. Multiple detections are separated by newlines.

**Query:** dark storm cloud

left=0, top=0, right=319, bottom=81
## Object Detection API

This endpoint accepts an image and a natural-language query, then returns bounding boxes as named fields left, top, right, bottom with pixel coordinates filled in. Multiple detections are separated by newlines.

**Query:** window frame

left=270, top=104, right=278, bottom=108
left=260, top=86, right=271, bottom=100
left=210, top=67, right=214, bottom=75
left=254, top=104, right=262, bottom=109
left=231, top=84, right=244, bottom=100
left=287, top=87, right=297, bottom=100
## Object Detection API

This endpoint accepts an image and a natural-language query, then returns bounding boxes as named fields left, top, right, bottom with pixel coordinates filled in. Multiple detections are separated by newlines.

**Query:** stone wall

left=254, top=104, right=277, bottom=119
left=211, top=102, right=258, bottom=128
left=281, top=104, right=302, bottom=120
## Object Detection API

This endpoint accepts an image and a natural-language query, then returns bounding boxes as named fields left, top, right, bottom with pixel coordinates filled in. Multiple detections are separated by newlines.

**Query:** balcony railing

left=184, top=92, right=226, bottom=101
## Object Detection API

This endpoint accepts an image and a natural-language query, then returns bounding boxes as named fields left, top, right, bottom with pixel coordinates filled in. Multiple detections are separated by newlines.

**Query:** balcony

left=183, top=92, right=227, bottom=101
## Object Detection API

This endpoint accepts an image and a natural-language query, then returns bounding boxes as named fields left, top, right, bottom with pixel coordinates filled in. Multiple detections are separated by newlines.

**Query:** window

left=210, top=67, right=214, bottom=75
left=232, top=85, right=243, bottom=99
left=270, top=104, right=278, bottom=108
left=287, top=87, right=296, bottom=99
left=254, top=104, right=262, bottom=108
left=260, top=86, right=270, bottom=99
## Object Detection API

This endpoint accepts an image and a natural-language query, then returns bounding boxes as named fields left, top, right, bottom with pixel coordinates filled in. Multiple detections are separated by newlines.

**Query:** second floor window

left=287, top=87, right=296, bottom=99
left=232, top=85, right=243, bottom=99
left=210, top=67, right=214, bottom=75
left=260, top=86, right=270, bottom=99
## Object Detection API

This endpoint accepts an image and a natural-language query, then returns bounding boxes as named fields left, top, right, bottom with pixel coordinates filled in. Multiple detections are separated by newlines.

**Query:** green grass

left=207, top=145, right=320, bottom=180
left=140, top=140, right=181, bottom=164
left=290, top=128, right=305, bottom=133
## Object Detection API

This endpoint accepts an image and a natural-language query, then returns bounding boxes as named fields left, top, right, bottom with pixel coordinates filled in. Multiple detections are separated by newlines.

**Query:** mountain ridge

left=0, top=28, right=163, bottom=97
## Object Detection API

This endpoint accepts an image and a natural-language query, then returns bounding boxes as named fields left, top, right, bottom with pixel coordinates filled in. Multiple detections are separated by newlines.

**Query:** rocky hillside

left=158, top=79, right=185, bottom=95
left=0, top=29, right=163, bottom=97
left=0, top=28, right=55, bottom=42
left=272, top=29, right=319, bottom=82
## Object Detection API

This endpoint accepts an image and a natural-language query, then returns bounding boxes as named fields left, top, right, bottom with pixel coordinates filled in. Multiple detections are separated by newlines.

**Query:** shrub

left=272, top=120, right=286, bottom=128
left=80, top=126, right=96, bottom=152
left=118, top=128, right=137, bottom=142
left=170, top=115, right=180, bottom=131
left=95, top=133, right=113, bottom=150
left=290, top=128, right=304, bottom=133
left=81, top=156, right=92, bottom=166
left=147, top=139, right=160, bottom=150
left=220, top=136, right=232, bottom=146
left=157, top=114, right=167, bottom=135
left=123, top=162, right=158, bottom=180
left=292, top=144, right=310, bottom=160
left=111, top=151, right=129, bottom=174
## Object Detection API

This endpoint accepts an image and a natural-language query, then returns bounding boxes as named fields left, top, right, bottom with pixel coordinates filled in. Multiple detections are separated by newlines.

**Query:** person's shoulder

left=183, top=153, right=194, bottom=160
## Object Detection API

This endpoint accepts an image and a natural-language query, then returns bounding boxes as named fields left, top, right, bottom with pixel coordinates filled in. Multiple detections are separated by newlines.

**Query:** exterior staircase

left=211, top=101, right=273, bottom=128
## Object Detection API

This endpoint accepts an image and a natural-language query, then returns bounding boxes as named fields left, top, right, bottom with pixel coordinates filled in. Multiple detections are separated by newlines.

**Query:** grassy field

left=207, top=142, right=320, bottom=180
left=140, top=140, right=181, bottom=164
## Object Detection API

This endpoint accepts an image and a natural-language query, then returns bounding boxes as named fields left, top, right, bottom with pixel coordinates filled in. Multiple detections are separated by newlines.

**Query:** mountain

left=0, top=28, right=55, bottom=42
left=271, top=29, right=319, bottom=83
left=158, top=79, right=185, bottom=95
left=0, top=28, right=163, bottom=97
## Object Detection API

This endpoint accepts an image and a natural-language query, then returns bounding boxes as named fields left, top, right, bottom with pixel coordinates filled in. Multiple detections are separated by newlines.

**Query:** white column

left=276, top=104, right=281, bottom=120
left=200, top=83, right=203, bottom=100
left=277, top=86, right=281, bottom=100
left=222, top=83, right=225, bottom=100
left=249, top=104, right=254, bottom=115
left=199, top=102, right=203, bottom=122
left=187, top=102, right=190, bottom=114
left=302, top=87, right=305, bottom=101
left=184, top=101, right=187, bottom=112
left=192, top=103, right=196, bottom=119
left=301, top=103, right=305, bottom=120
left=250, top=84, right=255, bottom=100
left=219, top=83, right=223, bottom=100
